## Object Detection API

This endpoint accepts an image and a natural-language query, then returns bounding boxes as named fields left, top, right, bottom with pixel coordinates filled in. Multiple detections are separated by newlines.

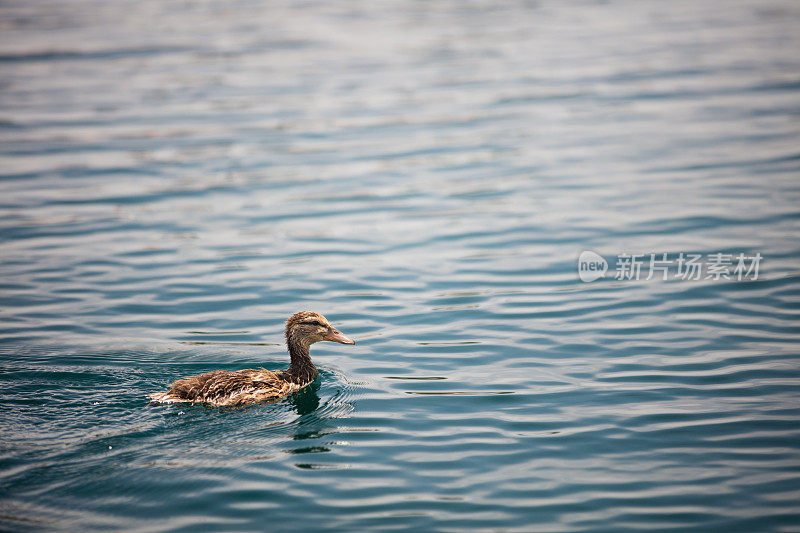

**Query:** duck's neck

left=285, top=337, right=318, bottom=384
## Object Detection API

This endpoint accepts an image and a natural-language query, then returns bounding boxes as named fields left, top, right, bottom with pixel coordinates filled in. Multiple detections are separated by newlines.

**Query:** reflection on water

left=288, top=380, right=321, bottom=416
left=2, top=0, right=800, bottom=530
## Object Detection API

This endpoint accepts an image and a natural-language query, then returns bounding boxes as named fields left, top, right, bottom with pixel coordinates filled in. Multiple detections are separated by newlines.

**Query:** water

left=1, top=0, right=800, bottom=530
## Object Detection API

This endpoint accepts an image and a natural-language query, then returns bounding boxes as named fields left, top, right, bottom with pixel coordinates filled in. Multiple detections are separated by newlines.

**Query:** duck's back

left=149, top=368, right=299, bottom=407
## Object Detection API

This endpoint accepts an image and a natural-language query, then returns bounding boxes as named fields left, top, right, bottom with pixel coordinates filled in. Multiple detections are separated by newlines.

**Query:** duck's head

left=285, top=311, right=355, bottom=348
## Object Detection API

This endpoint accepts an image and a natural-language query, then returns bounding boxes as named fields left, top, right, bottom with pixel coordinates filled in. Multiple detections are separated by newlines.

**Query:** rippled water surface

left=2, top=1, right=800, bottom=531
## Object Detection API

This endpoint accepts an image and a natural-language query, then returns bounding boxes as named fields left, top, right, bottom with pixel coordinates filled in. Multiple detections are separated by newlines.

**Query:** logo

left=578, top=250, right=608, bottom=282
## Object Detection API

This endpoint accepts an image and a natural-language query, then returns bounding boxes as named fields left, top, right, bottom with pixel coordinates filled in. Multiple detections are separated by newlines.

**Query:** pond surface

left=1, top=1, right=799, bottom=531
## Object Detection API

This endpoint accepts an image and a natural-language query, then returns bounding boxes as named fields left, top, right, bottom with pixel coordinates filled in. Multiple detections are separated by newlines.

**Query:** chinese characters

left=612, top=252, right=761, bottom=281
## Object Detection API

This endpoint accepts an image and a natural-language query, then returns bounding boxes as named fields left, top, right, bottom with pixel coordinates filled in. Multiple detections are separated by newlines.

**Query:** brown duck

left=149, top=311, right=354, bottom=407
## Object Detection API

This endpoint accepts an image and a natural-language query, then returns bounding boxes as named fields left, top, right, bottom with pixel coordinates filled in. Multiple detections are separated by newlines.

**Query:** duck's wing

left=149, top=368, right=299, bottom=407
left=227, top=368, right=303, bottom=406
left=148, top=370, right=251, bottom=404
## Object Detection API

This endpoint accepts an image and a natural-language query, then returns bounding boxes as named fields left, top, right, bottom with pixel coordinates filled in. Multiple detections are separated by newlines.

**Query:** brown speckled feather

left=149, top=368, right=301, bottom=406
left=148, top=311, right=354, bottom=407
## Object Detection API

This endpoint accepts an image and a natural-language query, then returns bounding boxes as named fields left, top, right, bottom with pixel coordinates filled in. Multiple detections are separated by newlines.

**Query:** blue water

left=2, top=1, right=800, bottom=531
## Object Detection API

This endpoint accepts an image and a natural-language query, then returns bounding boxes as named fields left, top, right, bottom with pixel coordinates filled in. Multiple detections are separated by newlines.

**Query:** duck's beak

left=324, top=328, right=355, bottom=345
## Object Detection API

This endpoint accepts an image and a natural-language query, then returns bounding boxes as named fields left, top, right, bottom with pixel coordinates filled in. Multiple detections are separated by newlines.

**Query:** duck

left=148, top=311, right=354, bottom=407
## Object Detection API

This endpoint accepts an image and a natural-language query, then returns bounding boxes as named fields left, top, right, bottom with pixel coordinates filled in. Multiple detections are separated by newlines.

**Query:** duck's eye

left=304, top=320, right=324, bottom=327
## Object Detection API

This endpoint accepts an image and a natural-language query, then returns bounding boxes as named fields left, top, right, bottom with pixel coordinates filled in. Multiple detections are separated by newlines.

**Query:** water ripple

left=2, top=0, right=800, bottom=531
